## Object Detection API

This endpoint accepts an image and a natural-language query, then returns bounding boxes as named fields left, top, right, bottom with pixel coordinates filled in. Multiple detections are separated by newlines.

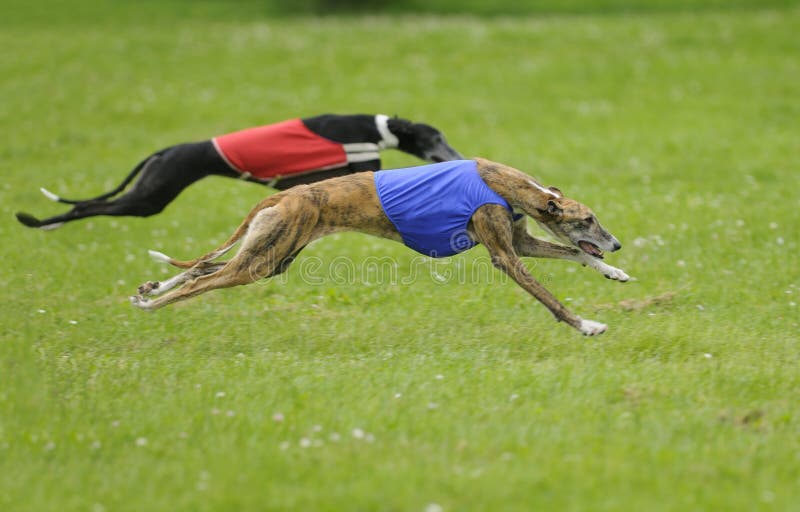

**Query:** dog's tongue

left=579, top=241, right=604, bottom=259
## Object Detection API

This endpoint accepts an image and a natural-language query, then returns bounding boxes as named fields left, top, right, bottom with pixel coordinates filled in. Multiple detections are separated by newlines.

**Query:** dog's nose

left=612, top=241, right=622, bottom=251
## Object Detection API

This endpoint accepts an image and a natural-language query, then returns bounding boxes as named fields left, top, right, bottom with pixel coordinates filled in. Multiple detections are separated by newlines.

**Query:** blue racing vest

left=374, top=160, right=512, bottom=257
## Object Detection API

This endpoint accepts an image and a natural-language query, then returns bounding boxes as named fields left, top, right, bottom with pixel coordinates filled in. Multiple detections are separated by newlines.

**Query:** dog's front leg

left=577, top=252, right=630, bottom=282
left=473, top=206, right=607, bottom=335
left=512, top=221, right=629, bottom=282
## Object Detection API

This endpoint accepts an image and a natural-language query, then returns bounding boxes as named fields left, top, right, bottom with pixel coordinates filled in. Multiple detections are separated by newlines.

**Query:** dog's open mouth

left=578, top=240, right=604, bottom=259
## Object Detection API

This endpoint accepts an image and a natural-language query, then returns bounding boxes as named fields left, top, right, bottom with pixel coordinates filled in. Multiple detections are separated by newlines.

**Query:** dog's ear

left=545, top=200, right=563, bottom=217
left=548, top=186, right=562, bottom=197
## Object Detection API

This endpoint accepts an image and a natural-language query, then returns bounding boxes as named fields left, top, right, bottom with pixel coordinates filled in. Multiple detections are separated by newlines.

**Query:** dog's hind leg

left=39, top=153, right=161, bottom=206
left=16, top=193, right=170, bottom=230
left=137, top=261, right=227, bottom=297
left=15, top=153, right=166, bottom=229
left=131, top=198, right=318, bottom=311
left=471, top=205, right=607, bottom=336
left=17, top=141, right=230, bottom=229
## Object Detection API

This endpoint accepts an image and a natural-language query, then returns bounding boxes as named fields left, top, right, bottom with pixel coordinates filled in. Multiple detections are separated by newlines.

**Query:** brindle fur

left=131, top=158, right=630, bottom=335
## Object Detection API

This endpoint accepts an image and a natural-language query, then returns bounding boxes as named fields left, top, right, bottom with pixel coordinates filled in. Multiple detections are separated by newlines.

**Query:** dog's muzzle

left=578, top=240, right=605, bottom=259
left=578, top=238, right=621, bottom=259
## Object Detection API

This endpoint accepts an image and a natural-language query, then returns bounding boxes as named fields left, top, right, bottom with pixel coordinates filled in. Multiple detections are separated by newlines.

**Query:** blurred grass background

left=1, top=0, right=799, bottom=510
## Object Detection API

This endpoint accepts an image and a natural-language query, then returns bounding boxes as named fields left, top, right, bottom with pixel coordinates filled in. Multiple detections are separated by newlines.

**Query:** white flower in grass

left=425, top=504, right=444, bottom=512
left=427, top=402, right=439, bottom=410
left=215, top=391, right=226, bottom=398
left=329, top=432, right=341, bottom=442
left=394, top=393, right=402, bottom=399
left=68, top=320, right=78, bottom=325
left=434, top=374, right=444, bottom=380
left=135, top=437, right=147, bottom=447
left=37, top=309, right=46, bottom=314
left=299, top=437, right=311, bottom=448
left=279, top=441, right=290, bottom=451
left=226, top=410, right=235, bottom=417
left=704, top=353, right=713, bottom=359
left=272, top=412, right=284, bottom=422
left=351, top=428, right=365, bottom=439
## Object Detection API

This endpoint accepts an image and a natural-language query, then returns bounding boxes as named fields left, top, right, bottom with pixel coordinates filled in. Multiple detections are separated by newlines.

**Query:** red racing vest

left=212, top=119, right=351, bottom=180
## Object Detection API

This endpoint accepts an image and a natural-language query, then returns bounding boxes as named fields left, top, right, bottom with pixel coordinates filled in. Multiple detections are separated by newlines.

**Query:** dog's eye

left=584, top=217, right=594, bottom=224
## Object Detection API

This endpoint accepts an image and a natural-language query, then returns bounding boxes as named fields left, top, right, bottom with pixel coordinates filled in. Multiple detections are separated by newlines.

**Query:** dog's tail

left=149, top=193, right=285, bottom=269
left=39, top=154, right=159, bottom=205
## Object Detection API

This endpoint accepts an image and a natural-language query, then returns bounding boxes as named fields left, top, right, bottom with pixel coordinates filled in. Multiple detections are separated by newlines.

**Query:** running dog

left=16, top=114, right=462, bottom=230
left=130, top=158, right=630, bottom=336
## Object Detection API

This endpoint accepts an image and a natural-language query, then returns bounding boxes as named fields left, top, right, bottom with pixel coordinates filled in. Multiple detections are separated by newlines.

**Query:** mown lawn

left=1, top=1, right=799, bottom=510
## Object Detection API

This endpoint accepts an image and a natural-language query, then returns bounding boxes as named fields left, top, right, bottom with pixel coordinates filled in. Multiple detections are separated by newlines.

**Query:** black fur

left=16, top=114, right=462, bottom=229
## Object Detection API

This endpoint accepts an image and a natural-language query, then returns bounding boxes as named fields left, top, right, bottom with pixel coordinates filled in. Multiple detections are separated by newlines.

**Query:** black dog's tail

left=39, top=154, right=157, bottom=205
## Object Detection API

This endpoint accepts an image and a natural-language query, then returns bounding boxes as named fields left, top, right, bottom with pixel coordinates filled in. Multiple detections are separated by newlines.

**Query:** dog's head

left=387, top=117, right=464, bottom=162
left=530, top=187, right=622, bottom=259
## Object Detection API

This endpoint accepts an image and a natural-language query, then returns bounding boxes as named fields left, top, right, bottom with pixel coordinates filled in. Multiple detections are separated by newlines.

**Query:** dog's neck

left=375, top=114, right=399, bottom=150
left=474, top=158, right=559, bottom=222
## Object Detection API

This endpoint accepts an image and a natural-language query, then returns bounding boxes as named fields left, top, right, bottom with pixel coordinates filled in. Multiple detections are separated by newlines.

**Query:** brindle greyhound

left=16, top=114, right=462, bottom=230
left=130, top=158, right=630, bottom=335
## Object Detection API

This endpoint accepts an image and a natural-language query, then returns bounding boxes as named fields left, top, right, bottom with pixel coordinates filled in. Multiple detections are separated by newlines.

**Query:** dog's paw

left=602, top=265, right=630, bottom=282
left=138, top=281, right=160, bottom=296
left=129, top=295, right=154, bottom=311
left=579, top=318, right=608, bottom=336
left=582, top=255, right=630, bottom=282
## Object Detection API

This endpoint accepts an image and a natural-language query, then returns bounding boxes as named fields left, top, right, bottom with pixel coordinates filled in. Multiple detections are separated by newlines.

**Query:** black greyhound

left=16, top=113, right=463, bottom=230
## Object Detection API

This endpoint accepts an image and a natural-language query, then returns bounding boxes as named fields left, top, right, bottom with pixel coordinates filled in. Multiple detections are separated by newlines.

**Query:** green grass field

left=2, top=1, right=799, bottom=510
